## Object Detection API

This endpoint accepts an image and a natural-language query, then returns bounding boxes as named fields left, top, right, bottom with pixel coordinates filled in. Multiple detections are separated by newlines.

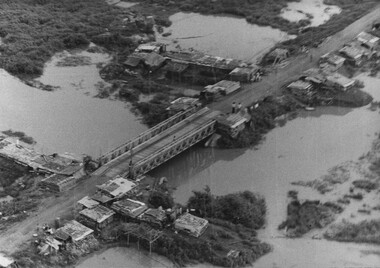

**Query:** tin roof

left=217, top=113, right=248, bottom=129
left=77, top=196, right=99, bottom=209
left=287, top=80, right=313, bottom=90
left=56, top=220, right=93, bottom=242
left=97, top=176, right=136, bottom=198
left=80, top=205, right=115, bottom=223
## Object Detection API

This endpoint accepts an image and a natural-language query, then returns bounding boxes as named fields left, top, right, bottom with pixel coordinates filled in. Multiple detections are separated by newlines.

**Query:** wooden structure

left=122, top=223, right=163, bottom=254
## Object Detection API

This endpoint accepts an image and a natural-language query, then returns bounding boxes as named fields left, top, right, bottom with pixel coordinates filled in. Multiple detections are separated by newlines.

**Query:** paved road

left=1, top=5, right=380, bottom=255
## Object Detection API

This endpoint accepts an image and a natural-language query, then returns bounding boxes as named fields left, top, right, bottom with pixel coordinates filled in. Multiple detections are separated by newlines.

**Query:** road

left=1, top=5, right=380, bottom=255
left=210, top=5, right=380, bottom=113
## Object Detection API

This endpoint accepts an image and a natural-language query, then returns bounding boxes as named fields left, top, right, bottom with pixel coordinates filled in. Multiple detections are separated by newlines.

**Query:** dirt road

left=1, top=4, right=380, bottom=256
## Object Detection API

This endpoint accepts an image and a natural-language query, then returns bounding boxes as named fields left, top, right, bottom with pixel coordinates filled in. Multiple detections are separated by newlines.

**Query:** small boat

left=304, top=106, right=315, bottom=111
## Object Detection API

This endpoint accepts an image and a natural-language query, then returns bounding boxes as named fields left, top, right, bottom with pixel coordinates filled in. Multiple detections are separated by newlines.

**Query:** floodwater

left=78, top=74, right=380, bottom=267
left=281, top=0, right=341, bottom=27
left=0, top=49, right=146, bottom=157
left=156, top=12, right=295, bottom=63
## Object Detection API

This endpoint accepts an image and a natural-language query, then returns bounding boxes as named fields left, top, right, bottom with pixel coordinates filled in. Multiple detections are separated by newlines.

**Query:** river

left=0, top=48, right=146, bottom=157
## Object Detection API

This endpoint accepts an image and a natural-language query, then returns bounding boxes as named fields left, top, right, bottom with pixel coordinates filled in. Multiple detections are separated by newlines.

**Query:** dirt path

left=1, top=4, right=380, bottom=256
left=210, top=5, right=380, bottom=113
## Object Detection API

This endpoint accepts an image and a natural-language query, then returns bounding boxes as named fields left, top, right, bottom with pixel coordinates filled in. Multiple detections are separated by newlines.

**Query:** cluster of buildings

left=33, top=174, right=209, bottom=258
left=287, top=31, right=380, bottom=102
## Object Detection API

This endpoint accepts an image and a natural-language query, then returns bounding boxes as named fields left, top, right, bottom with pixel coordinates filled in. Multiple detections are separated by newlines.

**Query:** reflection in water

left=156, top=12, right=295, bottom=63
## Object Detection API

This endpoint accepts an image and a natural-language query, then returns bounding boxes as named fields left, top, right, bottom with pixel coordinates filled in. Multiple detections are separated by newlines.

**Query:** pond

left=281, top=0, right=341, bottom=27
left=0, top=48, right=146, bottom=157
left=156, top=12, right=295, bottom=63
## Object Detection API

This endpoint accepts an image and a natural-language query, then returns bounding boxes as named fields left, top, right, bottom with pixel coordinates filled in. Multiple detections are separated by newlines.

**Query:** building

left=325, top=73, right=355, bottom=91
left=166, top=97, right=201, bottom=115
left=174, top=212, right=209, bottom=237
left=0, top=254, right=16, bottom=268
left=339, top=42, right=369, bottom=66
left=96, top=176, right=136, bottom=199
left=39, top=174, right=77, bottom=192
left=216, top=113, right=250, bottom=138
left=139, top=208, right=167, bottom=228
left=111, top=198, right=148, bottom=219
left=356, top=31, right=379, bottom=50
left=135, top=42, right=167, bottom=54
left=319, top=53, right=345, bottom=70
left=54, top=220, right=94, bottom=243
left=124, top=52, right=167, bottom=70
left=163, top=61, right=190, bottom=79
left=229, top=66, right=259, bottom=82
left=266, top=48, right=290, bottom=64
left=76, top=196, right=100, bottom=211
left=301, top=68, right=327, bottom=84
left=79, top=205, right=115, bottom=230
left=90, top=192, right=114, bottom=206
left=202, top=80, right=241, bottom=101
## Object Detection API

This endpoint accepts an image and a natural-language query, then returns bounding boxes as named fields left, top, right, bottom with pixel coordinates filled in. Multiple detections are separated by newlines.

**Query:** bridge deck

left=94, top=109, right=218, bottom=178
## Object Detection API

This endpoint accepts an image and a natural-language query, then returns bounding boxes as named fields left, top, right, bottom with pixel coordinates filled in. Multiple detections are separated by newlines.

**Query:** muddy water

left=0, top=50, right=146, bottom=157
left=156, top=12, right=295, bottom=63
left=281, top=0, right=341, bottom=27
left=148, top=74, right=380, bottom=268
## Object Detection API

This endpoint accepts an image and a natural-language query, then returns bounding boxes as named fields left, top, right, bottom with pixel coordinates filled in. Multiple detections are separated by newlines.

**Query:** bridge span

left=94, top=107, right=220, bottom=178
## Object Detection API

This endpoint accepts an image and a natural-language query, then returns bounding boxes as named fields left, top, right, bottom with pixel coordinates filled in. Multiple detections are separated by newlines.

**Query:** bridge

left=94, top=107, right=220, bottom=178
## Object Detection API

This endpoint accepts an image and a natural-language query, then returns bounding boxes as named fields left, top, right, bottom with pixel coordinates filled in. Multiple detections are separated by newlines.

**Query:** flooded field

left=156, top=12, right=295, bottom=63
left=281, top=0, right=341, bottom=27
left=0, top=49, right=146, bottom=157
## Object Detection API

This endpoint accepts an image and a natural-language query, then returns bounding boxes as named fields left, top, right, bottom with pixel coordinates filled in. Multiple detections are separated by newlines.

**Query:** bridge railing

left=124, top=118, right=217, bottom=177
left=98, top=106, right=202, bottom=165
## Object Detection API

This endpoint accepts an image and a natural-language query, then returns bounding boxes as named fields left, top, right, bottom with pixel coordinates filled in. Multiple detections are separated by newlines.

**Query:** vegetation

left=2, top=129, right=36, bottom=144
left=187, top=186, right=266, bottom=229
left=352, top=180, right=378, bottom=191
left=218, top=95, right=298, bottom=148
left=279, top=198, right=343, bottom=237
left=325, top=220, right=380, bottom=244
left=0, top=0, right=152, bottom=79
left=148, top=190, right=174, bottom=209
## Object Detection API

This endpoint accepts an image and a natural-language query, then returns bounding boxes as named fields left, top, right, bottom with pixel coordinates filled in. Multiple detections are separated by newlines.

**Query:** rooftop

left=80, top=205, right=115, bottom=223
left=229, top=66, right=259, bottom=75
left=356, top=31, right=379, bottom=46
left=97, top=176, right=136, bottom=198
left=287, top=80, right=313, bottom=90
left=140, top=208, right=167, bottom=221
left=175, top=213, right=209, bottom=233
left=217, top=113, right=248, bottom=129
left=339, top=43, right=367, bottom=59
left=0, top=254, right=14, bottom=267
left=112, top=198, right=146, bottom=212
left=56, top=220, right=93, bottom=242
left=165, top=50, right=243, bottom=71
left=41, top=174, right=75, bottom=185
left=321, top=53, right=345, bottom=65
left=77, top=196, right=100, bottom=209
left=326, top=73, right=355, bottom=88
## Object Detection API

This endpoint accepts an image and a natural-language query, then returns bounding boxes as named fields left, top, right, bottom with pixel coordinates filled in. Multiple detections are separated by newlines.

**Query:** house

left=339, top=42, right=369, bottom=66
left=54, top=220, right=94, bottom=243
left=356, top=31, right=379, bottom=50
left=135, top=42, right=167, bottom=54
left=76, top=196, right=100, bottom=211
left=0, top=254, right=16, bottom=268
left=111, top=198, right=148, bottom=219
left=124, top=52, right=167, bottom=70
left=174, top=212, right=209, bottom=237
left=79, top=205, right=115, bottom=230
left=163, top=61, right=190, bottom=79
left=139, top=208, right=167, bottom=228
left=301, top=68, right=327, bottom=84
left=266, top=48, right=289, bottom=64
left=202, top=80, right=241, bottom=101
left=319, top=53, right=345, bottom=70
left=287, top=80, right=315, bottom=100
left=325, top=73, right=355, bottom=91
left=166, top=97, right=201, bottom=115
left=216, top=113, right=250, bottom=138
left=39, top=174, right=77, bottom=192
left=229, top=66, right=260, bottom=82
left=90, top=192, right=114, bottom=205
left=124, top=54, right=144, bottom=69
left=96, top=176, right=136, bottom=199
